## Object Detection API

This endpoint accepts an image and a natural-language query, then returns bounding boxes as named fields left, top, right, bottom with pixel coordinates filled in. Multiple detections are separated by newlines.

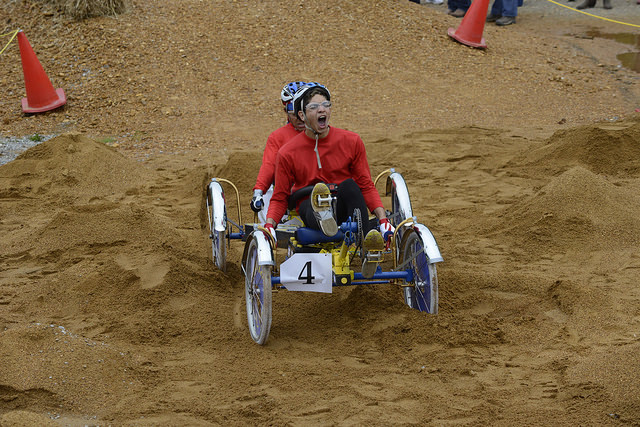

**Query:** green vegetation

left=97, top=136, right=116, bottom=144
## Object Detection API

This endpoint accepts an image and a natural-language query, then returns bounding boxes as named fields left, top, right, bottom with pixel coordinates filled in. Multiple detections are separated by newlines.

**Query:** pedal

left=361, top=229, right=384, bottom=279
left=311, top=183, right=338, bottom=236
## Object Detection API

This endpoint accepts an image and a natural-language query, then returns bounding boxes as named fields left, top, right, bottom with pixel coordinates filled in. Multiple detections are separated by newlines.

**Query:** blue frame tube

left=272, top=270, right=411, bottom=286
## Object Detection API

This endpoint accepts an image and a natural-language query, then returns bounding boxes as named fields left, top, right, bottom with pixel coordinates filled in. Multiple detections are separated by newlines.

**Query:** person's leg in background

left=495, top=0, right=518, bottom=25
left=448, top=0, right=470, bottom=16
left=487, top=0, right=503, bottom=21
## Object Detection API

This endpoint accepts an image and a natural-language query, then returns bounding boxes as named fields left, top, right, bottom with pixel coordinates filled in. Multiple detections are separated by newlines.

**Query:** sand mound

left=2, top=123, right=640, bottom=423
left=1, top=134, right=234, bottom=352
left=215, top=151, right=262, bottom=192
left=512, top=119, right=640, bottom=177
left=567, top=342, right=640, bottom=418
left=489, top=166, right=640, bottom=252
left=0, top=133, right=153, bottom=205
left=201, top=150, right=265, bottom=230
left=0, top=323, right=143, bottom=416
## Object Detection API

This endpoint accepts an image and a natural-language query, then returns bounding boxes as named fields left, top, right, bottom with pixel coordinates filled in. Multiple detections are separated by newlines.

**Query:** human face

left=287, top=110, right=306, bottom=132
left=299, top=94, right=331, bottom=138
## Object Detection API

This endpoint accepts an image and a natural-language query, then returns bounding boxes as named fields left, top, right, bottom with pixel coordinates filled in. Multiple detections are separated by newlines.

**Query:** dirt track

left=1, top=0, right=640, bottom=425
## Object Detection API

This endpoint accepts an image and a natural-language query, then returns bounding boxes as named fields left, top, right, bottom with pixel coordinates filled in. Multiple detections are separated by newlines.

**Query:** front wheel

left=244, top=238, right=273, bottom=344
left=399, top=231, right=438, bottom=314
left=387, top=172, right=413, bottom=242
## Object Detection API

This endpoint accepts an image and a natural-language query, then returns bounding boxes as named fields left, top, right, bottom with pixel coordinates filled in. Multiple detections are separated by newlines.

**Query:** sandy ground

left=1, top=0, right=640, bottom=425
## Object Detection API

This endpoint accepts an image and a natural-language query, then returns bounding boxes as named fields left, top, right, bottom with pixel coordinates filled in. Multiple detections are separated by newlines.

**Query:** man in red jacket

left=264, top=83, right=394, bottom=277
left=250, top=81, right=306, bottom=223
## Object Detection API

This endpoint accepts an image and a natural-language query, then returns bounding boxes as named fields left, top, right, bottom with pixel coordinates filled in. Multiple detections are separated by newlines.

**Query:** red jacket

left=267, top=127, right=383, bottom=224
left=253, top=122, right=301, bottom=192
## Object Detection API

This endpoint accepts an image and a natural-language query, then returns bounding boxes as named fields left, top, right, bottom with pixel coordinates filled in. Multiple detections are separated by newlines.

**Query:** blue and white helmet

left=293, top=82, right=331, bottom=117
left=281, top=81, right=306, bottom=112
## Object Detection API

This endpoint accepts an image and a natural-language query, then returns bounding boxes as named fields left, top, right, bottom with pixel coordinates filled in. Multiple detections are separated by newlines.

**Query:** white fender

left=208, top=179, right=226, bottom=232
left=242, top=231, right=275, bottom=267
left=386, top=170, right=413, bottom=221
left=412, top=223, right=443, bottom=264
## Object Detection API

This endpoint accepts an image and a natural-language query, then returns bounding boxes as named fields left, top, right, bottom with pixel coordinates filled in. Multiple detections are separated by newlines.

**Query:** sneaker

left=311, top=183, right=338, bottom=236
left=576, top=0, right=595, bottom=8
left=486, top=14, right=501, bottom=22
left=361, top=229, right=384, bottom=279
left=495, top=16, right=516, bottom=25
left=431, top=0, right=444, bottom=4
left=450, top=8, right=467, bottom=17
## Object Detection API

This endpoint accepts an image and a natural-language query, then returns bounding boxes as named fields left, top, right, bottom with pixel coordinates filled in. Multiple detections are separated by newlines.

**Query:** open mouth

left=317, top=115, right=327, bottom=127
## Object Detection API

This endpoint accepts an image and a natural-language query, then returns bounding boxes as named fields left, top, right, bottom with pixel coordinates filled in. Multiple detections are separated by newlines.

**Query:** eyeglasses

left=305, top=101, right=332, bottom=111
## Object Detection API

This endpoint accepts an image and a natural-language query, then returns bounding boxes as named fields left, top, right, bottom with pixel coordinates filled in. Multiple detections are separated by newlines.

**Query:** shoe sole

left=311, top=183, right=338, bottom=236
left=362, top=230, right=384, bottom=279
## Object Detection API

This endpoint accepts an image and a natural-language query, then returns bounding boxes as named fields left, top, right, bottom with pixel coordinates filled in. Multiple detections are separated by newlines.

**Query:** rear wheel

left=244, top=238, right=272, bottom=344
left=211, top=223, right=226, bottom=272
left=207, top=188, right=227, bottom=272
left=399, top=231, right=438, bottom=314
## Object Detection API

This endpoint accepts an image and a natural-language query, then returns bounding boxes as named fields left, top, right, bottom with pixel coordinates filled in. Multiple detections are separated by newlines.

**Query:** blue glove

left=250, top=189, right=264, bottom=212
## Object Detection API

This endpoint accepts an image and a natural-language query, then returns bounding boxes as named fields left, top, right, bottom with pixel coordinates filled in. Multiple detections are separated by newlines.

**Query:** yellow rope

left=545, top=0, right=640, bottom=28
left=0, top=29, right=19, bottom=56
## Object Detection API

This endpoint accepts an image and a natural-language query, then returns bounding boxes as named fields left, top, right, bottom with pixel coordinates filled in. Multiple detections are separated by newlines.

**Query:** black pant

left=299, top=179, right=374, bottom=233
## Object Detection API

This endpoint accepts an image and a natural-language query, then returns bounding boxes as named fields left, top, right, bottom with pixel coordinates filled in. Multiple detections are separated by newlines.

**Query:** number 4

left=298, top=261, right=315, bottom=284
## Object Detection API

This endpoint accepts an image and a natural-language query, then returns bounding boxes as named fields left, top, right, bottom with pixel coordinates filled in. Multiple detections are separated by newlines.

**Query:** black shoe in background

left=576, top=0, right=596, bottom=8
left=495, top=16, right=516, bottom=25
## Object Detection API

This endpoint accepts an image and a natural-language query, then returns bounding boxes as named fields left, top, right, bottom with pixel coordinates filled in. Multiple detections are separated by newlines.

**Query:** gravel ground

left=0, top=0, right=637, bottom=168
left=0, top=135, right=55, bottom=166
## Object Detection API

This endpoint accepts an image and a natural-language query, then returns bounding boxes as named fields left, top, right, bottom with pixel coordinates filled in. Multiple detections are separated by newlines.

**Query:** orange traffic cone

left=447, top=0, right=491, bottom=49
left=17, top=30, right=66, bottom=113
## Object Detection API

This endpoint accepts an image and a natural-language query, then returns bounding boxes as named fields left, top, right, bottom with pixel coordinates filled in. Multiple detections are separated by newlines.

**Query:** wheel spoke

left=414, top=281, right=429, bottom=308
left=394, top=245, right=426, bottom=272
left=413, top=239, right=431, bottom=310
left=249, top=254, right=258, bottom=283
left=250, top=260, right=264, bottom=332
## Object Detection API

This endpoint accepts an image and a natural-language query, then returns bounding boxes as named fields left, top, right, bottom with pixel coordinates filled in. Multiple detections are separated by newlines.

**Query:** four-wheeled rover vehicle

left=206, top=169, right=442, bottom=344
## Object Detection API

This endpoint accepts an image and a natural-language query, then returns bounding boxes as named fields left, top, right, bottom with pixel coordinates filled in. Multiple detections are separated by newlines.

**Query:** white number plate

left=280, top=253, right=332, bottom=293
